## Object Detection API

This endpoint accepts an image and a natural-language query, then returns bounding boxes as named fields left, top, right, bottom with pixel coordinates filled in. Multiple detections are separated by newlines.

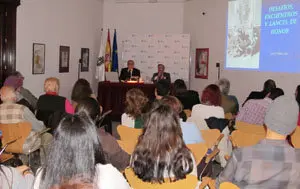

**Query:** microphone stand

left=78, top=59, right=82, bottom=80
left=216, top=62, right=220, bottom=80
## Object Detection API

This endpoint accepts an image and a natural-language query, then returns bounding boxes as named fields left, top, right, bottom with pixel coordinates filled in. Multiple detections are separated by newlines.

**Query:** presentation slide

left=225, top=0, right=300, bottom=72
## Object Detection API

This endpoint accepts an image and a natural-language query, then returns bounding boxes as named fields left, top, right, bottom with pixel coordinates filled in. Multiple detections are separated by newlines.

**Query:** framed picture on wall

left=59, top=46, right=70, bottom=73
left=195, top=48, right=209, bottom=79
left=80, top=48, right=89, bottom=72
left=32, top=43, right=45, bottom=74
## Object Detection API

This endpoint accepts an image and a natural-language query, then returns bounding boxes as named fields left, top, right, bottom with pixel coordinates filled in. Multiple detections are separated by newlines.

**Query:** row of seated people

left=2, top=91, right=299, bottom=188
left=1, top=72, right=300, bottom=188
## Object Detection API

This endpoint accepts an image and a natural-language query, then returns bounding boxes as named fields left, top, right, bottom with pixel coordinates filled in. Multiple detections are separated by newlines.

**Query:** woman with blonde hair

left=36, top=77, right=74, bottom=132
left=121, top=88, right=149, bottom=128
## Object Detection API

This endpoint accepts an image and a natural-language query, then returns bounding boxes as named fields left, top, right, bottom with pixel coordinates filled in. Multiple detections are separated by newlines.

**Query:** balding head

left=0, top=86, right=17, bottom=102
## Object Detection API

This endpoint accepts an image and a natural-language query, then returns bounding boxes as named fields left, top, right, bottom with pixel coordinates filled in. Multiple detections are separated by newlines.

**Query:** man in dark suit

left=151, top=64, right=171, bottom=84
left=243, top=79, right=276, bottom=106
left=119, top=60, right=141, bottom=82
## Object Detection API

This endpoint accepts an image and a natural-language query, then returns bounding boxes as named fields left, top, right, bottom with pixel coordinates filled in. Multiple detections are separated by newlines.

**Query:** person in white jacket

left=33, top=111, right=130, bottom=189
left=0, top=165, right=34, bottom=189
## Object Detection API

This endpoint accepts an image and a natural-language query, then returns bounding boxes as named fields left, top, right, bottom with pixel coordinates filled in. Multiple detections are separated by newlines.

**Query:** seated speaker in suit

left=151, top=64, right=171, bottom=83
left=119, top=60, right=141, bottom=82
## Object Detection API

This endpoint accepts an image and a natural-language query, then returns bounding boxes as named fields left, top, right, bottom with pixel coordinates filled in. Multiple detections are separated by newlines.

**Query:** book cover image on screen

left=225, top=0, right=300, bottom=73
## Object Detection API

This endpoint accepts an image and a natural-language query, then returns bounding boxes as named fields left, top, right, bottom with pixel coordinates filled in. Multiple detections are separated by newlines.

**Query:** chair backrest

left=235, top=121, right=265, bottom=135
left=225, top=113, right=234, bottom=120
left=230, top=130, right=263, bottom=148
left=220, top=182, right=240, bottom=189
left=0, top=153, right=14, bottom=163
left=0, top=122, right=32, bottom=154
left=291, top=126, right=300, bottom=148
left=124, top=168, right=198, bottom=189
left=183, top=109, right=192, bottom=118
left=200, top=129, right=222, bottom=148
left=187, top=143, right=208, bottom=165
left=117, top=140, right=136, bottom=155
left=117, top=125, right=142, bottom=142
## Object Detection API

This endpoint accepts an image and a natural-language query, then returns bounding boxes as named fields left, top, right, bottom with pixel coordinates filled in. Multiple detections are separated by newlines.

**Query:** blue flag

left=112, top=29, right=118, bottom=72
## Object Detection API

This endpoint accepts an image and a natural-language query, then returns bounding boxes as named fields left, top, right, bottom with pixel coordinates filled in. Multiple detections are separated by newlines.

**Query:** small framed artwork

left=81, top=48, right=89, bottom=72
left=32, top=43, right=45, bottom=74
left=59, top=46, right=70, bottom=73
left=195, top=48, right=209, bottom=79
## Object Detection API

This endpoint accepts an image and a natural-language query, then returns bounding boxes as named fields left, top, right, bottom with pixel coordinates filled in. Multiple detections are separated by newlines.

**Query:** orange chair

left=187, top=143, right=208, bottom=165
left=230, top=130, right=264, bottom=148
left=124, top=168, right=199, bottom=189
left=183, top=109, right=192, bottom=118
left=200, top=129, right=223, bottom=149
left=117, top=125, right=142, bottom=142
left=235, top=121, right=265, bottom=135
left=117, top=140, right=136, bottom=155
left=0, top=122, right=31, bottom=154
left=291, top=127, right=300, bottom=148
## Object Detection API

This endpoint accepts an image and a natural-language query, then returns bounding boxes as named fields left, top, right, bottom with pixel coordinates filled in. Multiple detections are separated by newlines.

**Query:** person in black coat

left=173, top=79, right=200, bottom=110
left=151, top=64, right=171, bottom=84
left=119, top=60, right=141, bottom=82
left=243, top=79, right=276, bottom=106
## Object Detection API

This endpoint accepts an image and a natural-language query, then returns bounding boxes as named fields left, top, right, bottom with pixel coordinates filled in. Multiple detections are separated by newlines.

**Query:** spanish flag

left=105, top=29, right=111, bottom=72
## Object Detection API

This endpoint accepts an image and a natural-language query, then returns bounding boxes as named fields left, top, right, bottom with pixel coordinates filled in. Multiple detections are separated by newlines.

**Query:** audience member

left=217, top=96, right=300, bottom=188
left=4, top=75, right=35, bottom=112
left=243, top=79, right=276, bottom=105
left=119, top=60, right=141, bottom=82
left=0, top=86, right=45, bottom=154
left=76, top=97, right=130, bottom=171
left=130, top=102, right=197, bottom=183
left=155, top=79, right=171, bottom=100
left=36, top=77, right=74, bottom=129
left=295, top=85, right=300, bottom=126
left=121, top=88, right=149, bottom=128
left=71, top=78, right=96, bottom=106
left=71, top=78, right=112, bottom=134
left=161, top=96, right=203, bottom=144
left=201, top=84, right=222, bottom=106
left=173, top=79, right=200, bottom=110
left=33, top=111, right=130, bottom=189
left=0, top=164, right=34, bottom=189
left=236, top=88, right=284, bottom=125
left=191, top=84, right=231, bottom=168
left=216, top=78, right=239, bottom=115
left=151, top=64, right=171, bottom=83
left=9, top=71, right=38, bottom=110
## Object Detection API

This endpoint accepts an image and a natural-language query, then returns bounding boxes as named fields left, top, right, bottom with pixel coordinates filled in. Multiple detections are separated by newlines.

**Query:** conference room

left=1, top=0, right=300, bottom=188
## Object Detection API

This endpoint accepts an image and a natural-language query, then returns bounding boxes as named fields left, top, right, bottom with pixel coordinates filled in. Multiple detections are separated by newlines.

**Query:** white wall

left=17, top=0, right=103, bottom=98
left=102, top=0, right=184, bottom=68
left=184, top=0, right=299, bottom=104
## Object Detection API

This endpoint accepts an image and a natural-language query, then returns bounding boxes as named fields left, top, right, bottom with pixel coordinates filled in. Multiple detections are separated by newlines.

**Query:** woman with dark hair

left=33, top=112, right=130, bottom=189
left=121, top=88, right=149, bottom=128
left=0, top=164, right=34, bottom=188
left=71, top=79, right=95, bottom=104
left=173, top=79, right=200, bottom=110
left=71, top=78, right=113, bottom=134
left=201, top=84, right=222, bottom=106
left=130, top=102, right=197, bottom=183
left=76, top=97, right=130, bottom=171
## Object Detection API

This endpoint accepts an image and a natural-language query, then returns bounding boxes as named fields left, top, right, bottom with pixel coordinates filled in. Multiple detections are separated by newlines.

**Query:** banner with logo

left=122, top=34, right=190, bottom=83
